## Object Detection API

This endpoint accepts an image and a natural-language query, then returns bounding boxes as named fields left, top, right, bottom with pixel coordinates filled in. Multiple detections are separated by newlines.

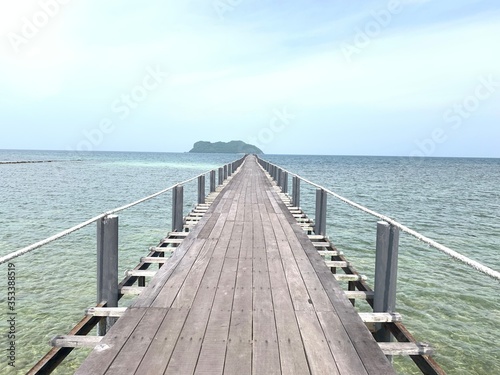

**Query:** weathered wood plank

left=85, top=307, right=127, bottom=317
left=359, top=312, right=403, bottom=323
left=378, top=342, right=434, bottom=356
left=50, top=335, right=102, bottom=348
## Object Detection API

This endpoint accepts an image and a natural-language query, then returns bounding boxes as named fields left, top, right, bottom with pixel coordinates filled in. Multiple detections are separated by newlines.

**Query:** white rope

left=0, top=169, right=219, bottom=266
left=261, top=159, right=500, bottom=281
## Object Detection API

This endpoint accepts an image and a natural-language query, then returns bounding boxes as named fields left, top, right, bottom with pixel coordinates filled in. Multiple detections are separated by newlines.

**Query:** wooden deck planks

left=76, top=155, right=396, bottom=375
left=252, top=255, right=281, bottom=375
left=195, top=257, right=238, bottom=374
left=224, top=257, right=253, bottom=375
left=75, top=308, right=147, bottom=375
left=105, top=308, right=168, bottom=375
left=134, top=307, right=190, bottom=375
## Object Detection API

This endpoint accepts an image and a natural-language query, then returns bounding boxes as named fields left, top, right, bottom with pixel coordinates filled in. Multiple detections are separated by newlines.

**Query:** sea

left=0, top=150, right=499, bottom=375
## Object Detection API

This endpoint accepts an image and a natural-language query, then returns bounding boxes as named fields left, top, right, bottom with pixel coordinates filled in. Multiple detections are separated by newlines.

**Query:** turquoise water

left=1, top=150, right=499, bottom=374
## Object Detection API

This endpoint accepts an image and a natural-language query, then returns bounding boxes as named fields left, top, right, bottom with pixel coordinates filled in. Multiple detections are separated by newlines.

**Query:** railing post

left=282, top=171, right=288, bottom=194
left=374, top=221, right=399, bottom=343
left=315, top=189, right=327, bottom=236
left=228, top=163, right=232, bottom=176
left=277, top=168, right=282, bottom=187
left=172, top=185, right=184, bottom=232
left=292, top=176, right=300, bottom=207
left=224, top=165, right=228, bottom=180
left=97, top=215, right=118, bottom=336
left=197, top=175, right=205, bottom=204
left=210, top=170, right=216, bottom=193
left=218, top=167, right=223, bottom=185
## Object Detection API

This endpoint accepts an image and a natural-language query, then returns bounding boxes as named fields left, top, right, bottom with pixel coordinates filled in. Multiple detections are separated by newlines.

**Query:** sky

left=0, top=0, right=499, bottom=157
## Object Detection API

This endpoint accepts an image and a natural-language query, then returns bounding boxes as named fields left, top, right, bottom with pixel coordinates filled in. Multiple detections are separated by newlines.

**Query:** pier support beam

left=210, top=170, right=216, bottom=193
left=374, top=221, right=400, bottom=343
left=97, top=215, right=118, bottom=336
left=197, top=175, right=205, bottom=204
left=292, top=176, right=300, bottom=207
left=172, top=185, right=184, bottom=232
left=315, top=189, right=327, bottom=236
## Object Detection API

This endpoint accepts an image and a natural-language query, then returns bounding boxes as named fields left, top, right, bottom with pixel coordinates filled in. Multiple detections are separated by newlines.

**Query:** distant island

left=189, top=141, right=263, bottom=154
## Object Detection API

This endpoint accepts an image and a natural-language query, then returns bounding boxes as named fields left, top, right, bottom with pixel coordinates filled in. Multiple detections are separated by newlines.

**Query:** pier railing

left=257, top=156, right=500, bottom=281
left=0, top=155, right=246, bottom=374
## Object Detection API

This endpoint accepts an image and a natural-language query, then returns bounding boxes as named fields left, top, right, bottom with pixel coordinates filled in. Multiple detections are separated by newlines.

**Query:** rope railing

left=0, top=167, right=227, bottom=266
left=258, top=157, right=500, bottom=282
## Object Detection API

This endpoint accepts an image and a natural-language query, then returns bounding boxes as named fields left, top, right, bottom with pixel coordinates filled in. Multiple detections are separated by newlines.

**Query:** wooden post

left=172, top=185, right=184, bottom=232
left=210, top=170, right=216, bottom=193
left=277, top=168, right=282, bottom=187
left=374, top=221, right=399, bottom=343
left=315, top=189, right=327, bottom=236
left=223, top=165, right=228, bottom=180
left=97, top=215, right=118, bottom=336
left=282, top=171, right=288, bottom=194
left=292, top=176, right=300, bottom=207
left=198, top=175, right=205, bottom=204
left=228, top=163, right=232, bottom=176
left=218, top=167, right=223, bottom=185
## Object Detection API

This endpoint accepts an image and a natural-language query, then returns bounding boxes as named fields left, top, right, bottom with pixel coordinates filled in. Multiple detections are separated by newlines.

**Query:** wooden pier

left=24, top=154, right=445, bottom=374
left=73, top=155, right=397, bottom=374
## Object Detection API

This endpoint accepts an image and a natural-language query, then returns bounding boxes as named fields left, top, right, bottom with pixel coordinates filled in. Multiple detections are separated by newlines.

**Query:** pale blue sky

left=1, top=0, right=499, bottom=156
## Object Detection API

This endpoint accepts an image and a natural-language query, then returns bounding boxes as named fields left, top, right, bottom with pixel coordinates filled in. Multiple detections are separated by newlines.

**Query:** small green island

left=189, top=141, right=263, bottom=154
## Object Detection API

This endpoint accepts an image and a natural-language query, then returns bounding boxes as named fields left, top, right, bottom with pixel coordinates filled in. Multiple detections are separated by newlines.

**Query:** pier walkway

left=75, top=155, right=395, bottom=375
